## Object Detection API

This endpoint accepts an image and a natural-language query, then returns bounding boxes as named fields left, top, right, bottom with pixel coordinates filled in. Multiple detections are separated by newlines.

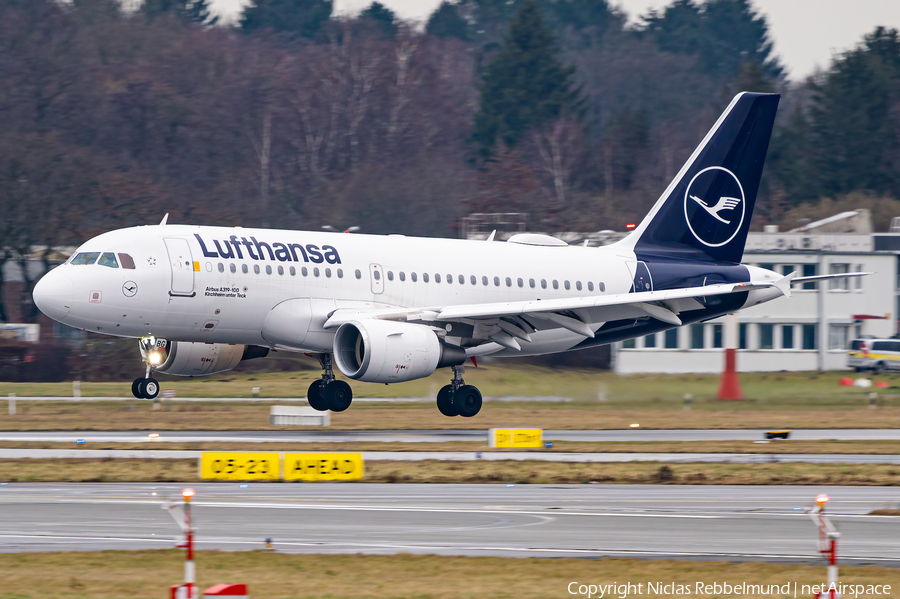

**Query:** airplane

left=32, top=92, right=864, bottom=417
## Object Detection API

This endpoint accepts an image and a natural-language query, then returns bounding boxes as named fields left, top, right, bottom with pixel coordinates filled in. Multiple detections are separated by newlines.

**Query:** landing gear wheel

left=455, top=385, right=482, bottom=418
left=139, top=378, right=160, bottom=400
left=436, top=384, right=458, bottom=417
left=132, top=378, right=144, bottom=399
left=324, top=380, right=353, bottom=412
left=307, top=380, right=329, bottom=411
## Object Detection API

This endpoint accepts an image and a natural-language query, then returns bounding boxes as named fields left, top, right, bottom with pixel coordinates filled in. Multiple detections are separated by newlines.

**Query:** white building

left=615, top=225, right=898, bottom=373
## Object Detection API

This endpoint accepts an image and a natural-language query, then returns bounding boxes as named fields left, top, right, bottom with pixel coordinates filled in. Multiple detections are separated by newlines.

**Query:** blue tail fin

left=622, top=92, right=779, bottom=264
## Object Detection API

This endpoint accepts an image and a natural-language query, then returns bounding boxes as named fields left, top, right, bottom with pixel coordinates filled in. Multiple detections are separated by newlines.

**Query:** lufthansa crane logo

left=683, top=166, right=745, bottom=247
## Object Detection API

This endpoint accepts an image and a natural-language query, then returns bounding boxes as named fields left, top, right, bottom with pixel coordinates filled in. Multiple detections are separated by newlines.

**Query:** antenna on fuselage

left=159, top=213, right=169, bottom=226
left=486, top=230, right=496, bottom=242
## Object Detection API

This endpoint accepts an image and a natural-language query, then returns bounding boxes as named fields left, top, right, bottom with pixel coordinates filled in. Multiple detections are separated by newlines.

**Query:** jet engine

left=333, top=320, right=466, bottom=383
left=139, top=338, right=269, bottom=376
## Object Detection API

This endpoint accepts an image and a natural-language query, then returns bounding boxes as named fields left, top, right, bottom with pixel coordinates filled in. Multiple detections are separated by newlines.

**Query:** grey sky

left=211, top=0, right=900, bottom=80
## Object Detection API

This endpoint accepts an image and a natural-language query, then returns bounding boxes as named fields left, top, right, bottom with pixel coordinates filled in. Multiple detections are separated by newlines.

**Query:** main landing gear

left=436, top=364, right=482, bottom=418
left=132, top=364, right=160, bottom=400
left=307, top=353, right=353, bottom=412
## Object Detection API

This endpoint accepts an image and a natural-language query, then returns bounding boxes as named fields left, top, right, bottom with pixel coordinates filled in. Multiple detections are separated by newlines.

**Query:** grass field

left=2, top=368, right=899, bottom=430
left=4, top=458, right=900, bottom=485
left=0, top=550, right=896, bottom=598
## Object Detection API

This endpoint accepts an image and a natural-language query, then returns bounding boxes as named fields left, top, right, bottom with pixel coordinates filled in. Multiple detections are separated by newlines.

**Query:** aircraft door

left=369, top=264, right=384, bottom=294
left=164, top=238, right=196, bottom=296
left=626, top=260, right=653, bottom=293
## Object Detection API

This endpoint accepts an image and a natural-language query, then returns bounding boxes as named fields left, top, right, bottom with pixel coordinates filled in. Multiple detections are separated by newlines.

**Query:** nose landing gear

left=307, top=353, right=353, bottom=412
left=132, top=363, right=160, bottom=400
left=437, top=364, right=482, bottom=418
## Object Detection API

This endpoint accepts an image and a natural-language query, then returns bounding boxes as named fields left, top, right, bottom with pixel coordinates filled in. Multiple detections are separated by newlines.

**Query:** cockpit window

left=71, top=252, right=100, bottom=265
left=98, top=252, right=119, bottom=268
left=118, top=253, right=136, bottom=269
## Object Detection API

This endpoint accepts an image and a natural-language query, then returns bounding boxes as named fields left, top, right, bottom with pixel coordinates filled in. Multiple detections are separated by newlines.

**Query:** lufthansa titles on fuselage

left=195, top=234, right=341, bottom=264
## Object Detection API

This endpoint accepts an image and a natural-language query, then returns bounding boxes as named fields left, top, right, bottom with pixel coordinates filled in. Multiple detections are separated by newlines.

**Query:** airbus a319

left=33, top=93, right=862, bottom=418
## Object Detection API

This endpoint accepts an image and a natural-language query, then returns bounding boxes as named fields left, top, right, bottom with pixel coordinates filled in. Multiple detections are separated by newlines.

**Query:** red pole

left=183, top=490, right=195, bottom=599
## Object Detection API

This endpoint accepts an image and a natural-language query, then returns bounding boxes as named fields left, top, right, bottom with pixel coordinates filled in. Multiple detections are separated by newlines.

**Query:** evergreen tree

left=642, top=0, right=782, bottom=84
left=185, top=0, right=217, bottom=25
left=472, top=0, right=582, bottom=157
left=426, top=1, right=468, bottom=41
left=240, top=0, right=332, bottom=39
left=360, top=2, right=396, bottom=38
left=140, top=0, right=216, bottom=24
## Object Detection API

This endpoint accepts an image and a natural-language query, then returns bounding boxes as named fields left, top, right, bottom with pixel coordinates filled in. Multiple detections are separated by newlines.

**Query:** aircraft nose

left=33, top=268, right=74, bottom=322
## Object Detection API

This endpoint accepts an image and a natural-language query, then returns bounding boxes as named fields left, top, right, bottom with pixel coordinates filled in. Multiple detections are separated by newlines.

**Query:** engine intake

left=333, top=320, right=466, bottom=383
left=139, top=339, right=269, bottom=377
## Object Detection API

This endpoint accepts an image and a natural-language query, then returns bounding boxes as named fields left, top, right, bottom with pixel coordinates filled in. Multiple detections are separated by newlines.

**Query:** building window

left=622, top=338, right=636, bottom=349
left=760, top=263, right=774, bottom=272
left=644, top=333, right=656, bottom=348
left=781, top=264, right=794, bottom=277
left=829, top=324, right=849, bottom=350
left=782, top=325, right=794, bottom=349
left=802, top=264, right=818, bottom=290
left=712, top=324, right=723, bottom=348
left=691, top=324, right=704, bottom=349
left=665, top=328, right=678, bottom=349
left=739, top=323, right=747, bottom=349
left=855, top=264, right=864, bottom=289
left=829, top=263, right=850, bottom=290
left=759, top=324, right=773, bottom=350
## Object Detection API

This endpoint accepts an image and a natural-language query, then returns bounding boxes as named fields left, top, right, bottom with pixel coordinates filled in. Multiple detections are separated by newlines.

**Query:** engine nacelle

left=333, top=320, right=466, bottom=383
left=139, top=338, right=269, bottom=377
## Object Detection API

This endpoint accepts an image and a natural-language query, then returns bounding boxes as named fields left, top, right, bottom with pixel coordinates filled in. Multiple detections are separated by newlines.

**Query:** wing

left=323, top=280, right=784, bottom=355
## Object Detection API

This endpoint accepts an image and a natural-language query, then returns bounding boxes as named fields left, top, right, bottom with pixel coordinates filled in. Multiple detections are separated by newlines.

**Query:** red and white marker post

left=165, top=488, right=197, bottom=599
left=809, top=494, right=841, bottom=599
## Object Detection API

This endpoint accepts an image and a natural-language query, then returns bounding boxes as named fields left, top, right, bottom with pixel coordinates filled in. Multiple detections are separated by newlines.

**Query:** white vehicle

left=848, top=337, right=900, bottom=373
left=32, top=92, right=863, bottom=417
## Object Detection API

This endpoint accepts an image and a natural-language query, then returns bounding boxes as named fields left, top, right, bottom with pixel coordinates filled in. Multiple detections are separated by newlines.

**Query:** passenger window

left=230, top=263, right=236, bottom=273
left=387, top=271, right=393, bottom=281
left=564, top=280, right=570, bottom=290
left=373, top=270, right=381, bottom=281
left=435, top=274, right=441, bottom=283
left=337, top=268, right=343, bottom=278
left=314, top=267, right=320, bottom=277
left=423, top=273, right=429, bottom=282
left=493, top=276, right=500, bottom=286
left=325, top=268, right=332, bottom=278
left=253, top=264, right=260, bottom=274
left=588, top=281, right=594, bottom=291
left=446, top=274, right=452, bottom=284
left=482, top=276, right=488, bottom=286
left=266, top=265, right=273, bottom=275
left=98, top=253, right=119, bottom=268
left=459, top=274, right=464, bottom=284
left=118, top=253, right=136, bottom=270
left=541, top=279, right=547, bottom=289
left=576, top=281, right=582, bottom=291
left=277, top=265, right=284, bottom=275
left=505, top=277, right=512, bottom=287
left=218, top=263, right=224, bottom=273
left=553, top=280, right=559, bottom=290
left=302, top=267, right=309, bottom=276
left=517, top=278, right=523, bottom=288
left=529, top=278, right=535, bottom=288
left=599, top=282, right=606, bottom=292
left=355, top=269, right=361, bottom=279
left=470, top=275, right=476, bottom=285
left=411, top=272, right=418, bottom=282
left=399, top=272, right=406, bottom=281
left=290, top=266, right=296, bottom=276
left=242, top=264, right=249, bottom=274
left=71, top=252, right=100, bottom=265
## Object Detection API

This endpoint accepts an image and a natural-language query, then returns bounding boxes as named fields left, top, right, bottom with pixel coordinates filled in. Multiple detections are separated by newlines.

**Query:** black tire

left=436, top=384, right=458, bottom=417
left=307, top=380, right=329, bottom=411
left=874, top=362, right=886, bottom=375
left=455, top=384, right=482, bottom=418
left=325, top=380, right=353, bottom=412
left=141, top=378, right=160, bottom=400
left=132, top=378, right=144, bottom=399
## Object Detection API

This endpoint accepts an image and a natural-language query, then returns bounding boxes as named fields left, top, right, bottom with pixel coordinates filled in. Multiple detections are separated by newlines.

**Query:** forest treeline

left=2, top=0, right=900, bottom=320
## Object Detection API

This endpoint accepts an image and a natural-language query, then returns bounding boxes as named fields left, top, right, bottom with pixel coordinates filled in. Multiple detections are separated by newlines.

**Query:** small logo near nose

left=122, top=281, right=138, bottom=297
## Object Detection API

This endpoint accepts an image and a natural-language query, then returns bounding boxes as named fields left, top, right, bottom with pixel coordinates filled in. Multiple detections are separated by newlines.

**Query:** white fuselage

left=34, top=224, right=780, bottom=358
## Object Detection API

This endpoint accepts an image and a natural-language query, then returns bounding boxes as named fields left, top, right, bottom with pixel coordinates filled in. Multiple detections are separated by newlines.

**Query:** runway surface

left=3, top=429, right=900, bottom=443
left=0, top=483, right=897, bottom=563
left=3, top=448, right=900, bottom=464
left=5, top=396, right=571, bottom=403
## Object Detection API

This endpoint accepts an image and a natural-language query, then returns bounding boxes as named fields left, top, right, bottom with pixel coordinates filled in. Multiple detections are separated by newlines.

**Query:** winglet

left=775, top=272, right=797, bottom=298
left=159, top=213, right=169, bottom=226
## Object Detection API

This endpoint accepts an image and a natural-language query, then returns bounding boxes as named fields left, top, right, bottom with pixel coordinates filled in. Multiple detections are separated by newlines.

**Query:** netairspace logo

left=567, top=581, right=892, bottom=598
